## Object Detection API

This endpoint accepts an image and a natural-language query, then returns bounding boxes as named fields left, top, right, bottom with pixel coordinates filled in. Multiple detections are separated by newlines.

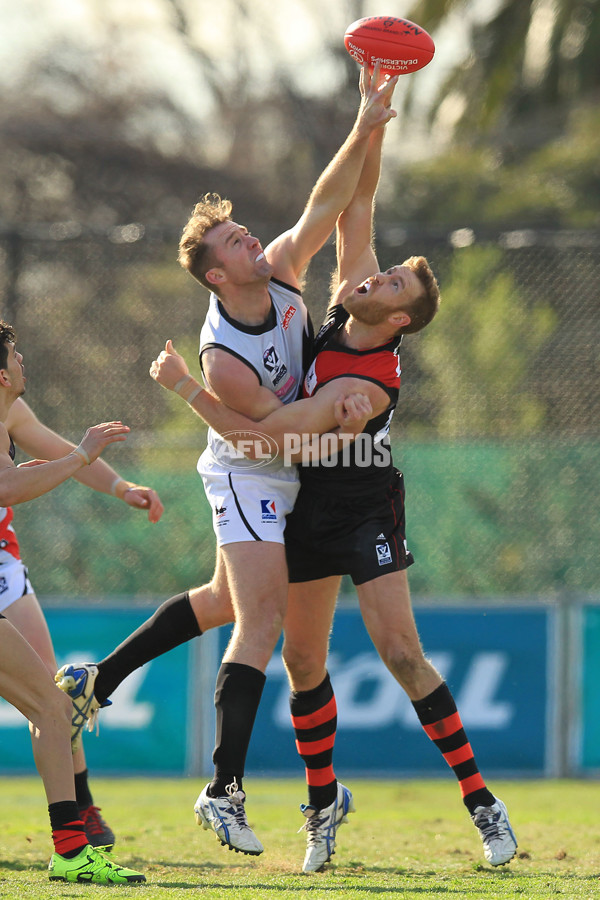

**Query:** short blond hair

left=397, top=255, right=441, bottom=334
left=178, top=193, right=233, bottom=289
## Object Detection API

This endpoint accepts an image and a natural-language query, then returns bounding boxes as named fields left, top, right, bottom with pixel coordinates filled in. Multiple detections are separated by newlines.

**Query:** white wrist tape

left=186, top=386, right=202, bottom=405
left=73, top=446, right=91, bottom=465
left=174, top=375, right=193, bottom=395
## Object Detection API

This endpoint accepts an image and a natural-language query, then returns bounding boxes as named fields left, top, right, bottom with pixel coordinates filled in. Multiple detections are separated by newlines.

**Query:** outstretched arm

left=150, top=341, right=390, bottom=461
left=330, top=74, right=395, bottom=307
left=265, top=65, right=398, bottom=288
left=331, top=125, right=385, bottom=305
left=5, top=399, right=163, bottom=522
left=0, top=420, right=129, bottom=506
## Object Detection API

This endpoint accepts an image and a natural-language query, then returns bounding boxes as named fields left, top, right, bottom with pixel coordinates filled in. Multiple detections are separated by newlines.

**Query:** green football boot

left=48, top=844, right=145, bottom=884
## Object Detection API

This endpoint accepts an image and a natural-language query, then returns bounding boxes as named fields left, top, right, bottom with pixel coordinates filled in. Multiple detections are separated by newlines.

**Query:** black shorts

left=284, top=469, right=414, bottom=586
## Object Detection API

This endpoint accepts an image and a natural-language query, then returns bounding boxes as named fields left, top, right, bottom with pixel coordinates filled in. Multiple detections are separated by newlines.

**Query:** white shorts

left=198, top=453, right=300, bottom=545
left=0, top=560, right=34, bottom=614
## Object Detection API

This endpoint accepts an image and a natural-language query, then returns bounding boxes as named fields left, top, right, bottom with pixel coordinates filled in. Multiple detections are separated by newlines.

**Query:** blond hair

left=178, top=193, right=233, bottom=289
left=397, top=255, right=441, bottom=334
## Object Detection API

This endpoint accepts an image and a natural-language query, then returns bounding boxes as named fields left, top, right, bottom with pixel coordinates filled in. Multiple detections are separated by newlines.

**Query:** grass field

left=0, top=777, right=598, bottom=899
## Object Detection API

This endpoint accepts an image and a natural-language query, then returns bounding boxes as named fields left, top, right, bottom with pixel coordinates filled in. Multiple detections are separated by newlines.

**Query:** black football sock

left=74, top=768, right=93, bottom=810
left=208, top=662, right=266, bottom=797
left=94, top=591, right=201, bottom=704
left=49, top=801, right=88, bottom=859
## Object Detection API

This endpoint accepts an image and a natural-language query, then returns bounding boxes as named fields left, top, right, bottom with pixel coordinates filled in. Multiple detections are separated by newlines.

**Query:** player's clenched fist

left=149, top=339, right=190, bottom=392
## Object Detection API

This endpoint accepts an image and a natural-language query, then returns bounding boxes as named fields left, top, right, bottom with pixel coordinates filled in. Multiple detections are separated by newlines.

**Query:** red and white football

left=344, top=15, right=435, bottom=76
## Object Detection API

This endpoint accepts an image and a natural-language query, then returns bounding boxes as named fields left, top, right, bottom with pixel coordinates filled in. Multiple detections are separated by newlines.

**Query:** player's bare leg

left=357, top=570, right=517, bottom=865
left=4, top=593, right=114, bottom=846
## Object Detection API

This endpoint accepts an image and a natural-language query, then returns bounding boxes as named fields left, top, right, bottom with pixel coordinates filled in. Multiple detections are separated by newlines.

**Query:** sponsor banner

left=580, top=605, right=600, bottom=769
left=233, top=606, right=550, bottom=776
left=0, top=604, right=551, bottom=777
left=0, top=609, right=190, bottom=774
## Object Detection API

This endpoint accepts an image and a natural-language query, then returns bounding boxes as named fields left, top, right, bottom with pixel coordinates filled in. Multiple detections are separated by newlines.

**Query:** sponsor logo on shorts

left=0, top=576, right=7, bottom=594
left=376, top=543, right=393, bottom=566
left=214, top=505, right=227, bottom=518
left=281, top=305, right=296, bottom=330
left=260, top=499, right=277, bottom=521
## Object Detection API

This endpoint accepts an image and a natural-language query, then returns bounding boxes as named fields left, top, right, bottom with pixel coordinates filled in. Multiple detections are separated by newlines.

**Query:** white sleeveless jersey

left=198, top=277, right=313, bottom=473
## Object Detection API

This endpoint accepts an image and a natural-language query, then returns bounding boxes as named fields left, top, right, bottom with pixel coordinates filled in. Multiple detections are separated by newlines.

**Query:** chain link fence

left=1, top=223, right=598, bottom=601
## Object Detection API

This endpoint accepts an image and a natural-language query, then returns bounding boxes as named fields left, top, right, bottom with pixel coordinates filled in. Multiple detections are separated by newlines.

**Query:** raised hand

left=77, top=422, right=130, bottom=465
left=357, top=62, right=399, bottom=133
left=149, top=340, right=190, bottom=392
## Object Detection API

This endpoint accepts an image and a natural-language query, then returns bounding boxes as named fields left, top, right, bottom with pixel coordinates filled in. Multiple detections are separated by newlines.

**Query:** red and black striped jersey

left=300, top=304, right=402, bottom=495
left=0, top=437, right=21, bottom=564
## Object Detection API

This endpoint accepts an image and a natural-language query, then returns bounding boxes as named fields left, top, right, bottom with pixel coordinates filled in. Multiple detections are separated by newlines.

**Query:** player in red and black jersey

left=143, top=118, right=514, bottom=868
left=281, top=109, right=517, bottom=869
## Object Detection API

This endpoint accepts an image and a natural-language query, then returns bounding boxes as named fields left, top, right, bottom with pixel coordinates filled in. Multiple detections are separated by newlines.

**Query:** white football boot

left=299, top=782, right=355, bottom=873
left=194, top=780, right=264, bottom=856
left=55, top=662, right=111, bottom=753
left=472, top=797, right=518, bottom=865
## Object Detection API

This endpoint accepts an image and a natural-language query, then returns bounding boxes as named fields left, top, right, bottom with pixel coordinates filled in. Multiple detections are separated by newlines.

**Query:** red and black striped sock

left=49, top=801, right=88, bottom=859
left=412, top=682, right=496, bottom=814
left=290, top=672, right=338, bottom=811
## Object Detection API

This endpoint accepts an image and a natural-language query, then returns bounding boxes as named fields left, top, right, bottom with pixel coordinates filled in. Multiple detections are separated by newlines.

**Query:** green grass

left=0, top=777, right=598, bottom=898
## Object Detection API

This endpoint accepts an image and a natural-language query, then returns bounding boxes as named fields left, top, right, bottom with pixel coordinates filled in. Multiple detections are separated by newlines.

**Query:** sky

left=0, top=0, right=508, bottom=159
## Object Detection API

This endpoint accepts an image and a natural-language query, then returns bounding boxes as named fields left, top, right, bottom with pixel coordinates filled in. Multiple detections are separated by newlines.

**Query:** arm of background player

left=5, top=399, right=163, bottom=522
left=264, top=65, right=398, bottom=288
left=0, top=419, right=129, bottom=506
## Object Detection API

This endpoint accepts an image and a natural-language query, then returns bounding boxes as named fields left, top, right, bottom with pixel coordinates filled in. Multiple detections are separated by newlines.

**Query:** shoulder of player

left=202, top=347, right=260, bottom=388
left=263, top=230, right=302, bottom=289
left=314, top=305, right=348, bottom=347
left=200, top=347, right=269, bottom=414
left=0, top=420, right=14, bottom=460
left=4, top=397, right=36, bottom=433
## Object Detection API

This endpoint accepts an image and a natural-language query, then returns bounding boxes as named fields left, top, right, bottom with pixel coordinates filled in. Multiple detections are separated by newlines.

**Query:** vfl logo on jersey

left=260, top=499, right=277, bottom=521
left=0, top=576, right=7, bottom=594
left=376, top=542, right=393, bottom=566
left=303, top=361, right=317, bottom=397
left=263, top=344, right=288, bottom=387
left=281, top=305, right=296, bottom=331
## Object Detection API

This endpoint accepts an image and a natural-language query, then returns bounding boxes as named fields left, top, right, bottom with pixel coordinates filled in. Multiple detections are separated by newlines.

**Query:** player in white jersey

left=197, top=277, right=310, bottom=541
left=176, top=65, right=399, bottom=854
left=57, top=65, right=398, bottom=862
left=169, top=66, right=397, bottom=855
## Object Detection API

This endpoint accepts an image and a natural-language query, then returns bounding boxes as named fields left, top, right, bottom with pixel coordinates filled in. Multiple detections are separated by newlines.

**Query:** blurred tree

left=408, top=0, right=600, bottom=139
left=389, top=0, right=600, bottom=227
left=387, top=100, right=600, bottom=228
left=417, top=245, right=557, bottom=438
